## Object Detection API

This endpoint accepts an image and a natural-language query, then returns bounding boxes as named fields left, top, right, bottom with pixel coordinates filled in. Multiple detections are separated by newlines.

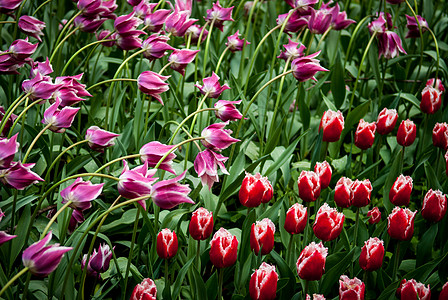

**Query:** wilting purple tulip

left=0, top=209, right=17, bottom=246
left=194, top=149, right=229, bottom=189
left=201, top=122, right=240, bottom=151
left=308, top=8, right=333, bottom=34
left=68, top=209, right=84, bottom=234
left=116, top=33, right=145, bottom=51
left=205, top=1, right=234, bottom=32
left=405, top=15, right=429, bottom=38
left=278, top=39, right=306, bottom=61
left=85, top=126, right=119, bottom=152
left=225, top=30, right=250, bottom=52
left=139, top=141, right=177, bottom=174
left=137, top=71, right=170, bottom=105
left=78, top=0, right=107, bottom=17
left=168, top=49, right=199, bottom=76
left=0, top=162, right=43, bottom=190
left=175, top=0, right=192, bottom=16
left=96, top=30, right=116, bottom=47
left=378, top=31, right=407, bottom=59
left=214, top=100, right=243, bottom=122
left=285, top=0, right=318, bottom=12
left=0, top=134, right=19, bottom=169
left=142, top=34, right=175, bottom=61
left=114, top=12, right=143, bottom=34
left=165, top=9, right=198, bottom=37
left=133, top=1, right=154, bottom=19
left=291, top=52, right=328, bottom=82
left=60, top=178, right=104, bottom=211
left=83, top=243, right=113, bottom=276
left=118, top=160, right=158, bottom=210
left=368, top=12, right=388, bottom=34
left=22, top=73, right=62, bottom=100
left=53, top=73, right=92, bottom=107
left=74, top=15, right=107, bottom=33
left=22, top=231, right=72, bottom=277
left=186, top=25, right=208, bottom=44
left=9, top=38, right=38, bottom=60
left=30, top=57, right=53, bottom=78
left=18, top=16, right=46, bottom=42
left=151, top=171, right=194, bottom=209
left=195, top=72, right=230, bottom=98
left=42, top=98, right=80, bottom=133
left=329, top=3, right=355, bottom=30
left=0, top=0, right=22, bottom=13
left=0, top=107, right=17, bottom=137
left=276, top=10, right=309, bottom=33
left=144, top=8, right=171, bottom=33
left=0, top=53, right=26, bottom=75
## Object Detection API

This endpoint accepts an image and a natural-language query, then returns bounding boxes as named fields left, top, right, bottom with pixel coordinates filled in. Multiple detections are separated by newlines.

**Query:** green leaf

left=320, top=248, right=355, bottom=295
left=270, top=250, right=296, bottom=298
left=424, top=162, right=443, bottom=190
left=330, top=52, right=346, bottom=108
left=417, top=223, right=438, bottom=267
left=320, top=90, right=337, bottom=112
left=206, top=271, right=218, bottom=300
left=172, top=257, right=195, bottom=300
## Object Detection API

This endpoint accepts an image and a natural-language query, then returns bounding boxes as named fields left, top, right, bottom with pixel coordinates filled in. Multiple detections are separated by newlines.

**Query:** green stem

left=202, top=19, right=215, bottom=75
left=353, top=207, right=360, bottom=247
left=154, top=137, right=205, bottom=169
left=87, top=78, right=137, bottom=91
left=122, top=207, right=140, bottom=300
left=316, top=26, right=332, bottom=50
left=49, top=27, right=79, bottom=63
left=169, top=107, right=215, bottom=144
left=0, top=93, right=30, bottom=135
left=53, top=10, right=82, bottom=54
left=217, top=268, right=224, bottom=300
left=344, top=15, right=372, bottom=67
left=22, top=123, right=52, bottom=163
left=92, top=154, right=141, bottom=175
left=41, top=201, right=72, bottom=238
left=238, top=0, right=260, bottom=79
left=0, top=21, right=15, bottom=24
left=427, top=28, right=440, bottom=82
left=287, top=234, right=294, bottom=268
left=215, top=46, right=229, bottom=74
left=33, top=0, right=53, bottom=15
left=393, top=242, right=400, bottom=281
left=22, top=272, right=32, bottom=299
left=7, top=99, right=41, bottom=138
left=0, top=267, right=29, bottom=297
left=158, top=61, right=173, bottom=74
left=405, top=0, right=424, bottom=92
left=196, top=240, right=201, bottom=272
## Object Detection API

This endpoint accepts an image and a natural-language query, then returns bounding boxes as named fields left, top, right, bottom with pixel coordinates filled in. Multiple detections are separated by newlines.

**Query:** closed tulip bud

left=397, top=119, right=417, bottom=147
left=298, top=171, right=321, bottom=202
left=376, top=108, right=398, bottom=135
left=131, top=278, right=157, bottom=300
left=250, top=218, right=275, bottom=255
left=296, top=242, right=328, bottom=281
left=387, top=207, right=416, bottom=241
left=334, top=177, right=353, bottom=208
left=156, top=228, right=178, bottom=259
left=389, top=175, right=413, bottom=206
left=239, top=172, right=273, bottom=207
left=284, top=203, right=307, bottom=234
left=339, top=275, right=365, bottom=300
left=397, top=279, right=431, bottom=300
left=421, top=85, right=442, bottom=114
left=137, top=71, right=170, bottom=105
left=421, top=189, right=447, bottom=223
left=367, top=207, right=381, bottom=224
left=209, top=228, right=238, bottom=268
left=350, top=179, right=372, bottom=208
left=319, top=110, right=344, bottom=142
left=189, top=207, right=214, bottom=240
left=314, top=161, right=332, bottom=190
left=355, top=119, right=376, bottom=150
left=249, top=262, right=278, bottom=300
left=313, top=203, right=345, bottom=241
left=433, top=123, right=448, bottom=150
left=359, top=237, right=384, bottom=271
left=439, top=282, right=448, bottom=299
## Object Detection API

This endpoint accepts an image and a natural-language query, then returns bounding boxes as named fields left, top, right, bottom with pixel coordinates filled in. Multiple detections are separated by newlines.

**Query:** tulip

left=195, top=72, right=230, bottom=98
left=131, top=278, right=157, bottom=300
left=278, top=39, right=306, bottom=61
left=22, top=73, right=62, bottom=101
left=440, top=282, right=448, bottom=299
left=144, top=9, right=171, bottom=33
left=339, top=275, right=365, bottom=300
left=249, top=262, right=278, bottom=300
left=351, top=179, right=372, bottom=208
left=291, top=52, right=329, bottom=82
left=368, top=12, right=389, bottom=35
left=168, top=49, right=199, bottom=76
left=18, top=16, right=46, bottom=42
left=22, top=231, right=72, bottom=276
left=250, top=218, right=275, bottom=255
left=194, top=149, right=229, bottom=189
left=157, top=228, right=178, bottom=259
left=139, top=141, right=177, bottom=174
left=85, top=126, right=119, bottom=152
left=397, top=279, right=431, bottom=300
left=421, top=85, right=442, bottom=114
left=285, top=0, right=318, bottom=11
left=0, top=0, right=22, bottom=13
left=175, top=0, right=192, bottom=15
left=74, top=16, right=107, bottom=33
left=284, top=203, right=308, bottom=234
left=0, top=107, right=18, bottom=137
left=204, top=1, right=234, bottom=32
left=225, top=30, right=250, bottom=52
left=308, top=8, right=333, bottom=34
left=137, top=71, right=170, bottom=105
left=150, top=171, right=194, bottom=209
left=446, top=151, right=448, bottom=177
left=397, top=119, right=416, bottom=147
left=405, top=15, right=428, bottom=38
left=426, top=78, right=445, bottom=93
left=186, top=25, right=208, bottom=44
left=330, top=4, right=355, bottom=30
left=53, top=73, right=92, bottom=107
left=367, top=207, right=381, bottom=224
left=334, top=177, right=352, bottom=208
left=141, top=34, right=175, bottom=61
left=30, top=57, right=53, bottom=78
left=314, top=161, right=332, bottom=190
left=432, top=123, right=448, bottom=150
left=276, top=10, right=308, bottom=33
left=189, top=207, right=214, bottom=240
left=210, top=228, right=238, bottom=268
left=214, top=100, right=243, bottom=122
left=298, top=171, right=321, bottom=202
left=296, top=242, right=328, bottom=281
left=306, top=295, right=326, bottom=300
left=387, top=207, right=416, bottom=241
left=0, top=134, right=19, bottom=169
left=359, top=237, right=384, bottom=271
left=165, top=10, right=198, bottom=37
left=313, top=203, right=345, bottom=241
left=82, top=244, right=113, bottom=277
left=354, top=119, right=376, bottom=150
left=239, top=172, right=273, bottom=207
left=68, top=209, right=84, bottom=234
left=60, top=178, right=104, bottom=211
left=421, top=189, right=447, bottom=223
left=0, top=162, right=43, bottom=190
left=114, top=12, right=142, bottom=34
left=377, top=31, right=407, bottom=59
left=201, top=122, right=240, bottom=151
left=96, top=30, right=116, bottom=47
left=319, top=110, right=344, bottom=142
left=376, top=108, right=398, bottom=135
left=42, top=99, right=80, bottom=133
left=389, top=175, right=412, bottom=206
left=9, top=38, right=38, bottom=60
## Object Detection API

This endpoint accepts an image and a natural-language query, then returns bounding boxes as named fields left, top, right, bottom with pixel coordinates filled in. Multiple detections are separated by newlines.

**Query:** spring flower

left=53, top=73, right=92, bottom=107
left=367, top=207, right=381, bottom=224
left=225, top=30, right=250, bottom=52
left=378, top=31, right=407, bottom=59
left=0, top=107, right=18, bottom=137
left=9, top=38, right=38, bottom=60
left=308, top=8, right=333, bottom=34
left=131, top=278, right=157, bottom=300
left=350, top=179, right=372, bottom=208
left=82, top=243, right=113, bottom=277
left=194, top=149, right=229, bottom=189
left=141, top=34, right=175, bottom=61
left=432, top=123, right=448, bottom=150
left=389, top=175, right=413, bottom=206
left=239, top=172, right=273, bottom=207
left=195, top=72, right=230, bottom=98
left=291, top=51, right=328, bottom=82
left=68, top=209, right=84, bottom=234
left=85, top=126, right=119, bottom=152
left=165, top=9, right=198, bottom=37
left=139, top=141, right=177, bottom=174
left=319, top=110, right=344, bottom=142
left=440, top=282, right=448, bottom=299
left=306, top=295, right=326, bottom=300
left=157, top=228, right=178, bottom=259
left=298, top=170, right=321, bottom=202
left=330, top=3, right=355, bottom=30
left=339, top=275, right=365, bottom=300
left=397, top=279, right=431, bottom=300
left=168, top=49, right=200, bottom=76
left=201, top=121, right=240, bottom=151
left=18, top=15, right=46, bottom=42
left=74, top=16, right=107, bottom=33
left=22, top=231, right=72, bottom=277
left=249, top=263, right=278, bottom=300
left=0, top=209, right=17, bottom=246
left=204, top=1, right=234, bottom=32
left=137, top=71, right=170, bottom=105
left=284, top=203, right=307, bottom=235
left=0, top=133, right=19, bottom=169
left=42, top=98, right=80, bottom=133
left=250, top=218, right=275, bottom=255
left=0, top=0, right=22, bottom=13
left=0, top=162, right=43, bottom=190
left=376, top=108, right=398, bottom=135
left=421, top=189, right=447, bottom=223
left=405, top=15, right=428, bottom=38
left=186, top=25, right=208, bottom=44
left=276, top=10, right=309, bottom=33
left=397, top=119, right=417, bottom=147
left=96, top=30, right=116, bottom=47
left=355, top=119, right=376, bottom=150
left=314, top=161, right=332, bottom=190
left=421, top=85, right=442, bottom=114
left=426, top=78, right=445, bottom=93
left=175, top=0, right=192, bottom=15
left=387, top=207, right=416, bottom=241
left=334, top=177, right=352, bottom=208
left=313, top=203, right=345, bottom=241
left=22, top=73, right=62, bottom=100
left=133, top=1, right=153, bottom=19
left=60, top=178, right=104, bottom=211
left=144, top=8, right=171, bottom=33
left=30, top=57, right=54, bottom=78
left=285, top=0, right=318, bottom=12
left=359, top=237, right=384, bottom=271
left=189, top=207, right=214, bottom=240
left=368, top=13, right=388, bottom=35
left=296, top=242, right=328, bottom=281
left=278, top=39, right=306, bottom=62
left=150, top=171, right=194, bottom=209
left=209, top=228, right=238, bottom=268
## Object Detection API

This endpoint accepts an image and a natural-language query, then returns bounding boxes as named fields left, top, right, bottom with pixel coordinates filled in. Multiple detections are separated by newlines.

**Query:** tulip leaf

left=270, top=250, right=296, bottom=298
left=320, top=248, right=355, bottom=295
left=206, top=271, right=218, bottom=300
left=172, top=257, right=195, bottom=300
left=424, top=161, right=443, bottom=191
left=321, top=90, right=337, bottom=112
left=298, top=84, right=310, bottom=130
left=10, top=204, right=31, bottom=268
left=190, top=265, right=207, bottom=300
left=382, top=148, right=404, bottom=214
left=330, top=52, right=346, bottom=109
left=417, top=223, right=438, bottom=267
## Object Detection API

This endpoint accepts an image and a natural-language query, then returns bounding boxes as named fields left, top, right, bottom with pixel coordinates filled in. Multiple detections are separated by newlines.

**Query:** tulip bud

left=387, top=207, right=416, bottom=241
left=239, top=172, right=273, bottom=207
left=296, top=242, right=328, bottom=281
left=376, top=108, right=398, bottom=135
left=421, top=189, right=447, bottom=223
left=334, top=177, right=353, bottom=208
left=156, top=228, right=178, bottom=259
left=210, top=228, right=238, bottom=268
left=319, top=110, right=344, bottom=142
left=432, top=122, right=448, bottom=150
left=359, top=237, right=384, bottom=271
left=339, top=275, right=365, bottom=300
left=60, top=178, right=104, bottom=211
left=313, top=203, right=345, bottom=241
left=314, top=161, right=332, bottom=190
left=355, top=119, right=376, bottom=150
left=189, top=207, right=214, bottom=240
left=85, top=126, right=119, bottom=153
left=137, top=71, right=170, bottom=105
left=421, top=85, right=442, bottom=114
left=298, top=171, right=321, bottom=202
left=249, top=263, right=278, bottom=300
left=367, top=207, right=381, bottom=224
left=397, top=279, right=431, bottom=300
left=397, top=119, right=417, bottom=147
left=390, top=175, right=413, bottom=206
left=284, top=203, right=307, bottom=235
left=350, top=179, right=372, bottom=208
left=250, top=218, right=275, bottom=255
left=131, top=278, right=157, bottom=300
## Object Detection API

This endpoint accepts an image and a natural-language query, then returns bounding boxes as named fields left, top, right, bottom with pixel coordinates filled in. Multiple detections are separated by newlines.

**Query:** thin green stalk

left=33, top=0, right=53, bottom=15
left=169, top=107, right=215, bottom=144
left=53, top=10, right=82, bottom=53
left=0, top=93, right=30, bottom=134
left=287, top=234, right=294, bottom=268
left=22, top=272, right=32, bottom=300
left=427, top=28, right=440, bottom=82
left=215, top=46, right=229, bottom=74
left=87, top=78, right=137, bottom=91
left=7, top=99, right=41, bottom=137
left=154, top=137, right=205, bottom=169
left=0, top=21, right=15, bottom=24
left=217, top=268, right=224, bottom=300
left=92, top=154, right=141, bottom=175
left=0, top=267, right=29, bottom=297
left=202, top=19, right=215, bottom=75
left=158, top=61, right=173, bottom=74
left=405, top=0, right=424, bottom=92
left=316, top=27, right=332, bottom=50
left=49, top=27, right=79, bottom=63
left=121, top=207, right=140, bottom=300
left=193, top=21, right=210, bottom=91
left=344, top=15, right=372, bottom=67
left=41, top=201, right=72, bottom=238
left=393, top=242, right=400, bottom=280
left=22, top=123, right=52, bottom=163
left=238, top=0, right=260, bottom=80
left=196, top=240, right=201, bottom=272
left=353, top=207, right=360, bottom=247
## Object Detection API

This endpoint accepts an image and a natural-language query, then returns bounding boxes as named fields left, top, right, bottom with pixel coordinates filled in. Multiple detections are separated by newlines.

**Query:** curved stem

left=238, top=0, right=260, bottom=79
left=344, top=15, right=372, bottom=67
left=158, top=61, right=173, bottom=74
left=215, top=46, right=229, bottom=74
left=0, top=267, right=29, bottom=297
left=53, top=10, right=82, bottom=54
left=154, top=137, right=205, bottom=169
left=193, top=21, right=210, bottom=89
left=316, top=26, right=332, bottom=50
left=22, top=123, right=52, bottom=163
left=7, top=98, right=41, bottom=137
left=405, top=0, right=424, bottom=92
left=92, top=154, right=141, bottom=175
left=41, top=201, right=73, bottom=238
left=0, top=93, right=29, bottom=135
left=187, top=92, right=210, bottom=138
left=33, top=0, right=53, bottom=15
left=0, top=21, right=15, bottom=24
left=427, top=28, right=440, bottom=82
left=87, top=78, right=137, bottom=91
left=49, top=27, right=79, bottom=63
left=122, top=208, right=140, bottom=299
left=169, top=108, right=215, bottom=144
left=202, top=19, right=215, bottom=75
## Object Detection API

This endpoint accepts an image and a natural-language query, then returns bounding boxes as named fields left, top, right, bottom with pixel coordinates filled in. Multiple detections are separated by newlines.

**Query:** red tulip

left=421, top=189, right=447, bottom=223
left=250, top=218, right=275, bottom=255
left=387, top=207, right=416, bottom=241
left=389, top=175, right=413, bottom=206
left=239, top=172, right=273, bottom=207
left=209, top=228, right=238, bottom=268
left=313, top=203, right=345, bottom=241
left=189, top=207, right=214, bottom=240
left=156, top=228, right=178, bottom=259
left=131, top=278, right=157, bottom=300
left=350, top=179, right=372, bottom=208
left=355, top=119, right=376, bottom=150
left=306, top=295, right=326, bottom=300
left=296, top=242, right=328, bottom=281
left=420, top=85, right=442, bottom=114
left=298, top=171, right=321, bottom=202
left=319, top=110, right=344, bottom=142
left=432, top=122, right=448, bottom=150
left=367, top=207, right=381, bottom=224
left=334, top=177, right=352, bottom=208
left=397, top=119, right=416, bottom=147
left=249, top=262, right=278, bottom=300
left=440, top=282, right=448, bottom=299
left=446, top=150, right=448, bottom=176
left=284, top=203, right=307, bottom=234
left=314, top=161, right=332, bottom=190
left=376, top=108, right=398, bottom=135
left=397, top=279, right=431, bottom=300
left=359, top=237, right=384, bottom=271
left=339, top=275, right=365, bottom=300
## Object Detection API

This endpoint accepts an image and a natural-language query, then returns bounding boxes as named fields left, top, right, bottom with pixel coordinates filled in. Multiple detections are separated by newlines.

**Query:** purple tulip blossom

left=0, top=162, right=43, bottom=190
left=139, top=141, right=177, bottom=174
left=276, top=10, right=309, bottom=33
left=82, top=243, right=113, bottom=277
left=85, top=126, right=119, bottom=152
left=405, top=14, right=429, bottom=38
left=22, top=73, right=62, bottom=100
left=9, top=38, right=38, bottom=60
left=53, top=73, right=92, bottom=107
left=165, top=9, right=198, bottom=37
left=142, top=34, right=175, bottom=61
left=42, top=98, right=80, bottom=133
left=201, top=122, right=240, bottom=151
left=150, top=171, right=194, bottom=209
left=194, top=149, right=229, bottom=189
left=30, top=57, right=53, bottom=78
left=308, top=8, right=333, bottom=34
left=137, top=71, right=170, bottom=105
left=225, top=30, right=250, bottom=52
left=0, top=107, right=18, bottom=137
left=204, top=1, right=234, bottom=32
left=186, top=25, right=208, bottom=44
left=0, top=133, right=19, bottom=169
left=68, top=209, right=84, bottom=234
left=60, top=178, right=104, bottom=211
left=18, top=16, right=46, bottom=42
left=144, top=8, right=171, bottom=33
left=277, top=39, right=306, bottom=61
left=378, top=31, right=407, bottom=59
left=291, top=51, right=329, bottom=82
left=168, top=49, right=199, bottom=76
left=0, top=0, right=23, bottom=13
left=214, top=100, right=243, bottom=122
left=195, top=72, right=230, bottom=98
left=96, top=30, right=116, bottom=47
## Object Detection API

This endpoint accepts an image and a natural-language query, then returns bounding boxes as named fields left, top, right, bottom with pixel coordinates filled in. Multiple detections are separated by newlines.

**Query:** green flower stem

left=316, top=26, right=332, bottom=50
left=405, top=0, right=424, bottom=92
left=49, top=27, right=79, bottom=63
left=22, top=272, right=32, bottom=300
left=121, top=206, right=140, bottom=300
left=22, top=123, right=52, bottom=163
left=393, top=242, right=400, bottom=281
left=33, top=0, right=53, bottom=15
left=193, top=21, right=210, bottom=88
left=353, top=207, right=360, bottom=247
left=196, top=240, right=201, bottom=272
left=344, top=15, right=372, bottom=67
left=0, top=21, right=15, bottom=24
left=202, top=19, right=215, bottom=76
left=217, top=268, right=224, bottom=300
left=0, top=267, right=29, bottom=297
left=215, top=46, right=230, bottom=74
left=53, top=10, right=83, bottom=55
left=87, top=78, right=137, bottom=91
left=41, top=201, right=73, bottom=238
left=0, top=51, right=13, bottom=56
left=0, top=93, right=30, bottom=135
left=238, top=0, right=260, bottom=79
left=158, top=61, right=174, bottom=74
left=92, top=154, right=141, bottom=175
left=154, top=137, right=205, bottom=169
left=12, top=0, right=27, bottom=40
left=286, top=234, right=294, bottom=268
left=7, top=98, right=41, bottom=137
left=427, top=28, right=440, bottom=82
left=348, top=32, right=377, bottom=114
left=169, top=107, right=215, bottom=145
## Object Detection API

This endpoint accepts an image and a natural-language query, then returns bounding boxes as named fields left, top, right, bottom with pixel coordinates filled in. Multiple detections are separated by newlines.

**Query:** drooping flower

left=144, top=8, right=171, bottom=33
left=42, top=98, right=80, bottom=133
left=53, top=73, right=92, bottom=107
left=194, top=149, right=229, bottom=189
left=201, top=122, right=240, bottom=151
left=22, top=73, right=62, bottom=100
left=165, top=9, right=198, bottom=37
left=168, top=49, right=200, bottom=76
left=141, top=34, right=175, bottom=61
left=139, top=141, right=177, bottom=174
left=18, top=16, right=46, bottom=42
left=204, top=1, right=234, bottom=32
left=225, top=30, right=250, bottom=52
left=137, top=71, right=170, bottom=105
left=0, top=133, right=19, bottom=169
left=0, top=162, right=43, bottom=190
left=276, top=10, right=309, bottom=33
left=277, top=39, right=306, bottom=62
left=195, top=72, right=230, bottom=98
left=308, top=8, right=333, bottom=34
left=85, top=126, right=119, bottom=152
left=60, top=178, right=104, bottom=211
left=0, top=209, right=17, bottom=246
left=405, top=15, right=428, bottom=38
left=150, top=171, right=194, bottom=209
left=30, top=57, right=53, bottom=78
left=377, top=30, right=407, bottom=59
left=291, top=52, right=329, bottom=82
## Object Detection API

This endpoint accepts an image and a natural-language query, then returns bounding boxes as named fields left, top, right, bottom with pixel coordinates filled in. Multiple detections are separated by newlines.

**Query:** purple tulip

left=205, top=1, right=234, bottom=32
left=0, top=162, right=43, bottom=190
left=214, top=100, right=243, bottom=122
left=169, top=49, right=199, bottom=75
left=96, top=30, right=116, bottom=47
left=277, top=39, right=306, bottom=61
left=194, top=149, right=229, bottom=189
left=368, top=12, right=388, bottom=34
left=22, top=231, right=72, bottom=277
left=0, top=107, right=18, bottom=137
left=378, top=31, right=407, bottom=59
left=175, top=0, right=192, bottom=15
left=0, top=0, right=23, bottom=13
left=405, top=14, right=428, bottom=38
left=186, top=25, right=208, bottom=44
left=165, top=9, right=198, bottom=37
left=0, top=209, right=17, bottom=246
left=78, top=0, right=108, bottom=17
left=330, top=3, right=355, bottom=30
left=22, top=73, right=63, bottom=100
left=60, top=178, right=104, bottom=211
left=142, top=34, right=175, bottom=61
left=195, top=72, right=230, bottom=98
left=85, top=126, right=119, bottom=152
left=53, top=73, right=92, bottom=107
left=285, top=0, right=318, bottom=13
left=30, top=57, right=54, bottom=78
left=201, top=122, right=240, bottom=151
left=139, top=141, right=177, bottom=174
left=18, top=16, right=46, bottom=42
left=144, top=9, right=171, bottom=33
left=137, top=71, right=170, bottom=105
left=118, top=160, right=158, bottom=210
left=83, top=244, right=113, bottom=276
left=133, top=1, right=154, bottom=19
left=276, top=10, right=309, bottom=33
left=225, top=30, right=250, bottom=52
left=308, top=8, right=333, bottom=34
left=74, top=15, right=107, bottom=33
left=0, top=134, right=19, bottom=169
left=291, top=51, right=329, bottom=82
left=68, top=209, right=84, bottom=234
left=114, top=12, right=143, bottom=34
left=0, top=53, right=27, bottom=74
left=151, top=171, right=194, bottom=209
left=42, top=98, right=80, bottom=133
left=9, top=38, right=38, bottom=60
